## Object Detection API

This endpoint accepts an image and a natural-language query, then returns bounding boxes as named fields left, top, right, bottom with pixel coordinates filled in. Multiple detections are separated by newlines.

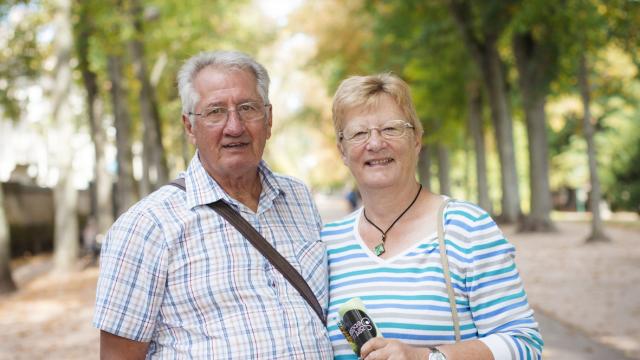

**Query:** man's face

left=183, top=66, right=272, bottom=183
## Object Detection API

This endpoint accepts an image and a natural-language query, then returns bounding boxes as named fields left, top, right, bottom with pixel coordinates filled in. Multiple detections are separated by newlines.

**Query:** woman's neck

left=360, top=182, right=423, bottom=222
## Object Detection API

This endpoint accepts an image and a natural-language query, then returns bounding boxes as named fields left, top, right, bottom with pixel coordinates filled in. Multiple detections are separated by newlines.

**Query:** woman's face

left=338, top=94, right=421, bottom=191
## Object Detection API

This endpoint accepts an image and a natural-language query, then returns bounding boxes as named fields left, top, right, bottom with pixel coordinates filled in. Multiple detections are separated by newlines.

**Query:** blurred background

left=0, top=0, right=638, bottom=359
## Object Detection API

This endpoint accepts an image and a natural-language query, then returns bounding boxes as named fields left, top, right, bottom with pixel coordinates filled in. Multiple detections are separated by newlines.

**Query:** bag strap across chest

left=168, top=178, right=326, bottom=325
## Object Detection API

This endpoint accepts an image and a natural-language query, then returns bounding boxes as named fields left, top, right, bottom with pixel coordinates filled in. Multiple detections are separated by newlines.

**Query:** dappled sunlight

left=0, top=0, right=639, bottom=358
left=0, top=298, right=73, bottom=324
left=0, top=262, right=100, bottom=358
left=599, top=335, right=640, bottom=358
left=507, top=221, right=640, bottom=359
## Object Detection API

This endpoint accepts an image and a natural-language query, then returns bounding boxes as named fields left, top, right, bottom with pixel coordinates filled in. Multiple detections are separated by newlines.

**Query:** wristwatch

left=428, top=346, right=447, bottom=360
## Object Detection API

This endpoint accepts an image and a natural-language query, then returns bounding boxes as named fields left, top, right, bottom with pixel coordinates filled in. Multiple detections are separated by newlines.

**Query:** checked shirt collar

left=183, top=151, right=283, bottom=215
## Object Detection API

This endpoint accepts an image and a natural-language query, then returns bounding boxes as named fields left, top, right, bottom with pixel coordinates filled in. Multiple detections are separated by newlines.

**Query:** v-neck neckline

left=353, top=208, right=437, bottom=264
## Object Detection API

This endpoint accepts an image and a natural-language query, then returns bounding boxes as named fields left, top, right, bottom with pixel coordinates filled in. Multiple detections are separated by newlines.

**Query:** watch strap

left=428, top=346, right=447, bottom=360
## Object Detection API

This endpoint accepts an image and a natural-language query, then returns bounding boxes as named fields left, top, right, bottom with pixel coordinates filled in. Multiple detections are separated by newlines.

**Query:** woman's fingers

left=362, top=339, right=430, bottom=360
left=360, top=337, right=388, bottom=359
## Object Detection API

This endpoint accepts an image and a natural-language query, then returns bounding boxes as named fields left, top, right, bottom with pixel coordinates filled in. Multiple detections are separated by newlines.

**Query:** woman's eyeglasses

left=339, top=120, right=415, bottom=145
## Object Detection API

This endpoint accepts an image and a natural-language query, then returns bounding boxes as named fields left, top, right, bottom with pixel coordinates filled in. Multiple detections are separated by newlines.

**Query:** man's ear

left=182, top=114, right=197, bottom=145
left=265, top=105, right=273, bottom=139
left=338, top=142, right=347, bottom=164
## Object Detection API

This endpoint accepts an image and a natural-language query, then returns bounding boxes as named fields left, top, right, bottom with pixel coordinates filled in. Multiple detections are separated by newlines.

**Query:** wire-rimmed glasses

left=189, top=102, right=270, bottom=126
left=339, top=120, right=415, bottom=145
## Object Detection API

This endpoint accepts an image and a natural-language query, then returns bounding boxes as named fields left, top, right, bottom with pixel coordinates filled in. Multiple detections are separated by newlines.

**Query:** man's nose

left=222, top=111, right=245, bottom=135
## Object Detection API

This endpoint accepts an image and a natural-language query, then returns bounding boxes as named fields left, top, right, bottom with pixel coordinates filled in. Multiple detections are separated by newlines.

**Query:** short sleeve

left=93, top=210, right=169, bottom=341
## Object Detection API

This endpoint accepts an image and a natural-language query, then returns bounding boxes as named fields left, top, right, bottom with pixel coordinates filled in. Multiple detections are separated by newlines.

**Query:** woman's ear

left=414, top=133, right=422, bottom=155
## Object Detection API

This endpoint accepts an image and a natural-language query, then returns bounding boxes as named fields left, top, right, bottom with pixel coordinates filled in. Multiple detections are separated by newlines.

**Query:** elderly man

left=93, top=51, right=332, bottom=359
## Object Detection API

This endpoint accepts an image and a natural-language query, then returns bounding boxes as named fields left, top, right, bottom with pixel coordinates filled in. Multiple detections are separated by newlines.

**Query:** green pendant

left=374, top=243, right=385, bottom=256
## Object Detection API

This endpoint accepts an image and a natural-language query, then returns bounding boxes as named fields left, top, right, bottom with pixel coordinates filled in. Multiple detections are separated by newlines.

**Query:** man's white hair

left=177, top=50, right=270, bottom=125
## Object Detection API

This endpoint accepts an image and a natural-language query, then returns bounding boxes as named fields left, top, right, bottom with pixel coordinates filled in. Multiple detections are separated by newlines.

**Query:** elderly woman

left=323, top=73, right=543, bottom=360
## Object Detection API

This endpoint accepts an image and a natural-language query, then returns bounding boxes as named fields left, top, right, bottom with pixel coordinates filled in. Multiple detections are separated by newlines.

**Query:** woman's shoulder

left=322, top=210, right=359, bottom=232
left=320, top=210, right=360, bottom=246
left=442, top=198, right=508, bottom=244
left=444, top=198, right=493, bottom=223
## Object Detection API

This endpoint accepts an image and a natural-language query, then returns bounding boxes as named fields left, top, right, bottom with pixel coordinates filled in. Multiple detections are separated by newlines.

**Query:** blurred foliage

left=68, top=0, right=275, bottom=173
left=297, top=0, right=640, bottom=212
left=0, top=1, right=44, bottom=120
left=0, top=0, right=639, bottom=212
left=1, top=0, right=279, bottom=186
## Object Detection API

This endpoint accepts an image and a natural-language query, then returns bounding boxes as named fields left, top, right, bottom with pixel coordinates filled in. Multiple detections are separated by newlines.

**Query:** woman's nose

left=365, top=129, right=385, bottom=150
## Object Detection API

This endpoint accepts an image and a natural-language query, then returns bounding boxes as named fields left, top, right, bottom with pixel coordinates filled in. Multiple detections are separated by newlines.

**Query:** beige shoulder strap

left=437, top=197, right=461, bottom=342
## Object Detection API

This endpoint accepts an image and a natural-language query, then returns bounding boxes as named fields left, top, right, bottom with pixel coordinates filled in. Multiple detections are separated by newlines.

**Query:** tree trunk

left=418, top=144, right=432, bottom=191
left=75, top=1, right=113, bottom=236
left=513, top=32, right=556, bottom=232
left=448, top=0, right=521, bottom=223
left=108, top=55, right=138, bottom=216
left=181, top=130, right=193, bottom=169
left=51, top=0, right=79, bottom=272
left=467, top=82, right=492, bottom=213
left=88, top=87, right=113, bottom=236
left=478, top=47, right=520, bottom=223
left=578, top=53, right=609, bottom=243
left=53, top=157, right=79, bottom=272
left=437, top=143, right=451, bottom=196
left=518, top=94, right=555, bottom=232
left=129, top=0, right=168, bottom=194
left=0, top=186, right=16, bottom=294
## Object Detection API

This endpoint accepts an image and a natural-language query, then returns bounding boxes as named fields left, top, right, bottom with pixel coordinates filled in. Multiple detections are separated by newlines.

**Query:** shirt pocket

left=291, top=238, right=328, bottom=307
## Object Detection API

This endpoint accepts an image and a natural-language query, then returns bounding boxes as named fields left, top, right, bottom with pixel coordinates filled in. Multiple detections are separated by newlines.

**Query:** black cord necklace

left=363, top=184, right=423, bottom=256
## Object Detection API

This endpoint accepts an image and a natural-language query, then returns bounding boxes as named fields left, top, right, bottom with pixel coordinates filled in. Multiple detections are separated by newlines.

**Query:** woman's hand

left=360, top=338, right=430, bottom=360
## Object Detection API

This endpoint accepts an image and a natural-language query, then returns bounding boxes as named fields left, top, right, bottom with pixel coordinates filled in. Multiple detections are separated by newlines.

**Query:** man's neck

left=215, top=171, right=263, bottom=213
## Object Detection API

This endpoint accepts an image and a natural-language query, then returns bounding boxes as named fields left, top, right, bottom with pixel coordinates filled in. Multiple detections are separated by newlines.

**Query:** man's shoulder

left=270, top=171, right=307, bottom=188
left=119, top=182, right=188, bottom=223
left=267, top=171, right=314, bottom=200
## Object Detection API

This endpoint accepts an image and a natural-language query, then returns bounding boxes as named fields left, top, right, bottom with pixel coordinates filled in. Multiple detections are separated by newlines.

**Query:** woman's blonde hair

left=331, top=73, right=423, bottom=139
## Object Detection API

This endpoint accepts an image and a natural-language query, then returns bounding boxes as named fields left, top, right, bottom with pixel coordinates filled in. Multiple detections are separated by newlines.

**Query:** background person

left=322, top=73, right=542, bottom=360
left=93, top=50, right=332, bottom=359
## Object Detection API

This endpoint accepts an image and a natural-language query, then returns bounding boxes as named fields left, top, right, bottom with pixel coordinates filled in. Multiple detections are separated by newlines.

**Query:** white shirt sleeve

left=479, top=334, right=513, bottom=360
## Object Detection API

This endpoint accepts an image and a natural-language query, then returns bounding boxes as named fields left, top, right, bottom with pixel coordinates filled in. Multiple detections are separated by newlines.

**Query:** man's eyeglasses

left=339, top=120, right=415, bottom=145
left=189, top=102, right=270, bottom=126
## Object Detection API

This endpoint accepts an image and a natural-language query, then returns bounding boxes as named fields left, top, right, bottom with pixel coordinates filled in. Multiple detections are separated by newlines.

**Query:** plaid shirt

left=93, top=154, right=332, bottom=359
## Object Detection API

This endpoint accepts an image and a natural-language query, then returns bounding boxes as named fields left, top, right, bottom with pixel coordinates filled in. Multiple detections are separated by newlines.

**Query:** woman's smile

left=364, top=158, right=394, bottom=167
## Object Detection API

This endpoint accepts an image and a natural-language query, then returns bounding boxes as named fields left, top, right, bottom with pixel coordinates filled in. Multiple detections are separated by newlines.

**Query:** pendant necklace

left=363, top=184, right=422, bottom=256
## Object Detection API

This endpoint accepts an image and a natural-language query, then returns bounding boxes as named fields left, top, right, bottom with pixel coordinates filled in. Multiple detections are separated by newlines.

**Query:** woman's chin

left=354, top=176, right=397, bottom=190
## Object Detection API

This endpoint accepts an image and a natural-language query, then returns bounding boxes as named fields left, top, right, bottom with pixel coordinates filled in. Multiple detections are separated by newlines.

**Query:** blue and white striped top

left=322, top=200, right=543, bottom=360
left=93, top=153, right=332, bottom=359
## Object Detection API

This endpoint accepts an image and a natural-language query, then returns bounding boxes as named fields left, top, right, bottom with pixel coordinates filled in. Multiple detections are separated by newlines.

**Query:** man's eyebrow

left=202, top=101, right=226, bottom=109
left=203, top=99, right=260, bottom=108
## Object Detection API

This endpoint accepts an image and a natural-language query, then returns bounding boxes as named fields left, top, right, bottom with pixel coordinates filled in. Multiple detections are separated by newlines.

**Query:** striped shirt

left=93, top=154, right=332, bottom=359
left=322, top=200, right=543, bottom=360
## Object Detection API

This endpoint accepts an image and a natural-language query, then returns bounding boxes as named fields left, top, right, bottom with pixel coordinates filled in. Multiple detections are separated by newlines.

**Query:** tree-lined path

left=2, top=197, right=637, bottom=359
